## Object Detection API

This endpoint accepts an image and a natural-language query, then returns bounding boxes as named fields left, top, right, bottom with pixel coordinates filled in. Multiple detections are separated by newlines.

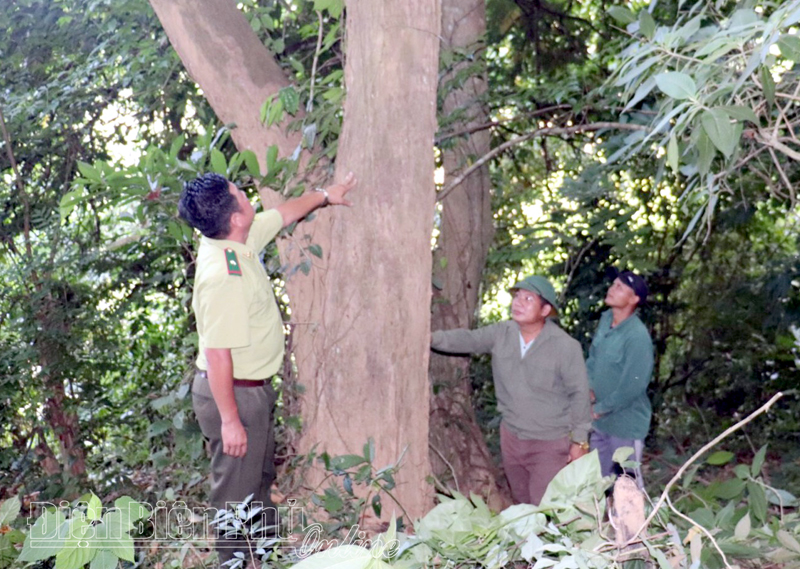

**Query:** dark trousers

left=590, top=429, right=645, bottom=489
left=192, top=371, right=277, bottom=565
left=500, top=423, right=570, bottom=505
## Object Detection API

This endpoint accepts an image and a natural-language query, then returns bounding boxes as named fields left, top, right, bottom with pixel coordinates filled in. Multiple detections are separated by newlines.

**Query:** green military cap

left=510, top=275, right=559, bottom=309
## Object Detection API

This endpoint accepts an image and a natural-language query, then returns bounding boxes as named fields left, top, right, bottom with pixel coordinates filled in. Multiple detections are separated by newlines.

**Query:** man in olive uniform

left=587, top=271, right=653, bottom=486
left=431, top=275, right=592, bottom=505
left=178, top=171, right=356, bottom=565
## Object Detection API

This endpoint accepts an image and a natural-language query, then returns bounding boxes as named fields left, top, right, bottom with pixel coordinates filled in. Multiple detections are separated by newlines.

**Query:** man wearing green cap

left=431, top=275, right=592, bottom=505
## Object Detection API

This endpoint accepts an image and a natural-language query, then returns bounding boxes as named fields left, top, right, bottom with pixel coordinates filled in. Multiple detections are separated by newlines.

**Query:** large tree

left=429, top=0, right=507, bottom=506
left=148, top=0, right=439, bottom=518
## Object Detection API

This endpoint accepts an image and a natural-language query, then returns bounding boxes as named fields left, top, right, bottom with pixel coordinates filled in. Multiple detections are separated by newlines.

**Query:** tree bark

left=291, top=0, right=440, bottom=521
left=150, top=0, right=440, bottom=520
left=148, top=0, right=300, bottom=174
left=430, top=0, right=508, bottom=508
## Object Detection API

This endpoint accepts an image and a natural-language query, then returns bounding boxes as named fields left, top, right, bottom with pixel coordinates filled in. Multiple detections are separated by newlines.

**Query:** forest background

left=1, top=0, right=799, bottom=567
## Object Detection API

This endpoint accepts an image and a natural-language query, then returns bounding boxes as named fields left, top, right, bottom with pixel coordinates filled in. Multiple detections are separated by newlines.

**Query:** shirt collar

left=201, top=235, right=255, bottom=257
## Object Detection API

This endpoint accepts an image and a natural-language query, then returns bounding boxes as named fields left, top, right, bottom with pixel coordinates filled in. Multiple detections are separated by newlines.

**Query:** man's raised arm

left=270, top=172, right=357, bottom=228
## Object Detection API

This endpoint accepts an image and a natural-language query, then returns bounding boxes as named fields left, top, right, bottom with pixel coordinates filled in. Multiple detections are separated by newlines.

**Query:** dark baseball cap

left=618, top=270, right=648, bottom=305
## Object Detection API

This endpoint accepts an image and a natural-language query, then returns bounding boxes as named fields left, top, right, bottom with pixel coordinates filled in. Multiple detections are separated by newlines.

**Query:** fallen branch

left=628, top=391, right=785, bottom=545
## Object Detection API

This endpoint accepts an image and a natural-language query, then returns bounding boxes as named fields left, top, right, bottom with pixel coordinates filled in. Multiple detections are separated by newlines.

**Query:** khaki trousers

left=500, top=423, right=570, bottom=505
left=192, top=371, right=277, bottom=565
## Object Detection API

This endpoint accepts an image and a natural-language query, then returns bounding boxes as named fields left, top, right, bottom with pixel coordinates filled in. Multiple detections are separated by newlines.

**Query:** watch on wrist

left=314, top=187, right=329, bottom=206
left=573, top=441, right=590, bottom=451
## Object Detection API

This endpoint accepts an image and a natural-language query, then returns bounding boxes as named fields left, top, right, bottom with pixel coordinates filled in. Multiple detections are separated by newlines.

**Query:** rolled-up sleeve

left=247, top=209, right=283, bottom=252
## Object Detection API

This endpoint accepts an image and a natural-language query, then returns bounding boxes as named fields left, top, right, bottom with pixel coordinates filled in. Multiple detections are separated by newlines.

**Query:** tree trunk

left=148, top=0, right=301, bottom=173
left=291, top=0, right=440, bottom=521
left=150, top=0, right=440, bottom=520
left=430, top=0, right=508, bottom=508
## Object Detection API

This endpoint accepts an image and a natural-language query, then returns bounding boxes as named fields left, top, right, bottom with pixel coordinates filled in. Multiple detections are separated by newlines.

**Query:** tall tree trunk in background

left=292, top=0, right=440, bottom=521
left=150, top=0, right=439, bottom=519
left=430, top=0, right=509, bottom=508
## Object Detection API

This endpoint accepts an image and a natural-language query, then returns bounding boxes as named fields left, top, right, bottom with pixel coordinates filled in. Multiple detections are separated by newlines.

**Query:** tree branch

left=436, top=122, right=649, bottom=202
left=436, top=104, right=572, bottom=144
left=628, top=392, right=785, bottom=546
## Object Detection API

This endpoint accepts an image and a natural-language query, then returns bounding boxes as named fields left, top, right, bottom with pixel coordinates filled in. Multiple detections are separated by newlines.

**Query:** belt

left=196, top=370, right=267, bottom=388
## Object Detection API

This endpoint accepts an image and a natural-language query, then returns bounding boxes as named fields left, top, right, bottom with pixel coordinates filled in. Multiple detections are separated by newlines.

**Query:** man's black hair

left=178, top=173, right=240, bottom=239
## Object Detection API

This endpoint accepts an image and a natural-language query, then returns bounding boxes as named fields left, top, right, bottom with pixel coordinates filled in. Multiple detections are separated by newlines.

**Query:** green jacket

left=431, top=320, right=592, bottom=443
left=587, top=310, right=653, bottom=440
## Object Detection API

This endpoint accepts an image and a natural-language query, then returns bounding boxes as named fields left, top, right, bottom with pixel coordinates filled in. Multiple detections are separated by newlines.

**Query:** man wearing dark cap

left=587, top=271, right=654, bottom=485
left=431, top=275, right=592, bottom=505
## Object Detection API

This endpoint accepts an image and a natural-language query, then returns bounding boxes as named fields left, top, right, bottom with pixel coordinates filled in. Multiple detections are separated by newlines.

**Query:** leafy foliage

left=606, top=0, right=800, bottom=218
left=290, top=448, right=800, bottom=569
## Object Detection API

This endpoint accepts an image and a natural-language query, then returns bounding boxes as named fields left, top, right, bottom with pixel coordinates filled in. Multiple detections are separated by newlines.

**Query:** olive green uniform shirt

left=431, top=320, right=592, bottom=443
left=586, top=310, right=653, bottom=440
left=193, top=209, right=284, bottom=380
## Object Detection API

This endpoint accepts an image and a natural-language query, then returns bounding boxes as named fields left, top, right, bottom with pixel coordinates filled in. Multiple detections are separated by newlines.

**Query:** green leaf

left=688, top=507, right=714, bottom=528
left=608, top=6, right=636, bottom=25
left=169, top=134, right=185, bottom=159
left=778, top=34, right=800, bottom=62
left=766, top=487, right=798, bottom=506
left=0, top=496, right=21, bottom=525
left=701, top=108, right=736, bottom=157
left=760, top=66, right=775, bottom=106
left=77, top=161, right=101, bottom=181
left=643, top=539, right=672, bottom=569
left=55, top=518, right=96, bottom=569
left=717, top=542, right=762, bottom=558
left=638, top=10, right=656, bottom=39
left=751, top=444, right=767, bottom=477
left=612, top=446, right=634, bottom=465
left=718, top=105, right=759, bottom=124
left=330, top=454, right=366, bottom=471
left=267, top=97, right=285, bottom=126
left=90, top=550, right=118, bottom=569
left=707, top=450, right=734, bottom=465
left=710, top=478, right=745, bottom=500
left=94, top=515, right=134, bottom=562
left=18, top=509, right=68, bottom=562
left=86, top=494, right=102, bottom=522
left=308, top=244, right=323, bottom=258
left=210, top=149, right=227, bottom=175
left=363, top=438, right=375, bottom=462
left=697, top=129, right=716, bottom=175
left=260, top=97, right=273, bottom=123
left=266, top=145, right=279, bottom=174
left=733, top=464, right=750, bottom=479
left=241, top=150, right=261, bottom=178
left=667, top=132, right=679, bottom=172
left=655, top=72, right=697, bottom=100
left=279, top=87, right=300, bottom=115
left=113, top=497, right=150, bottom=523
left=746, top=481, right=767, bottom=523
left=313, top=0, right=344, bottom=19
left=322, top=87, right=343, bottom=102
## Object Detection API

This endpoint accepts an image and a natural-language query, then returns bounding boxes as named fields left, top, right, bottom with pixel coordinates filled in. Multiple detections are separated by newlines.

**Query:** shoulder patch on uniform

left=224, top=248, right=242, bottom=276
